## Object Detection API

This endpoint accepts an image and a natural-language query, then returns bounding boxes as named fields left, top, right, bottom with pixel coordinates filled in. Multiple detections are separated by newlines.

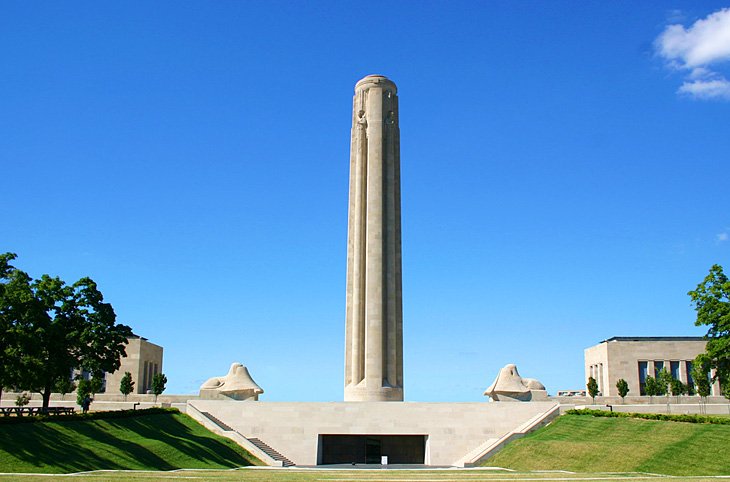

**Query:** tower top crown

left=355, top=74, right=397, bottom=92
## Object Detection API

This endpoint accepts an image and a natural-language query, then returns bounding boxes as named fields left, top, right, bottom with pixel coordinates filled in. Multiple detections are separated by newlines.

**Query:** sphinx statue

left=199, top=362, right=264, bottom=401
left=484, top=363, right=548, bottom=402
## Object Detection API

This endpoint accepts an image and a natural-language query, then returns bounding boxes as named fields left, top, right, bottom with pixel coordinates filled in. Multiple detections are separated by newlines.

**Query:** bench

left=0, top=406, right=76, bottom=416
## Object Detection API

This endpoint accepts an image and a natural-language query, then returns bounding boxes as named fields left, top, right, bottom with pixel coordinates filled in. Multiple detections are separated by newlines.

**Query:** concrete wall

left=584, top=341, right=608, bottom=394
left=188, top=400, right=557, bottom=466
left=105, top=337, right=163, bottom=395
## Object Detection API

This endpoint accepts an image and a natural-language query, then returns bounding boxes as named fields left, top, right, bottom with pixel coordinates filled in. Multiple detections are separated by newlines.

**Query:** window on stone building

left=638, top=361, right=648, bottom=395
left=670, top=361, right=680, bottom=380
left=143, top=361, right=149, bottom=392
left=148, top=363, right=153, bottom=390
left=654, top=361, right=664, bottom=377
left=686, top=360, right=694, bottom=391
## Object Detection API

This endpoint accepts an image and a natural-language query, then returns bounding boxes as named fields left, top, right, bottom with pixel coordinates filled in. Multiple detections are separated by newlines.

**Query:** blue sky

left=2, top=2, right=729, bottom=401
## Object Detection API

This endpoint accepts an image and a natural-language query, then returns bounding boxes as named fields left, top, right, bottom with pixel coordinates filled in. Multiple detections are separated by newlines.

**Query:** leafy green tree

left=616, top=378, right=629, bottom=403
left=15, top=392, right=30, bottom=407
left=587, top=376, right=599, bottom=404
left=0, top=252, right=12, bottom=403
left=0, top=253, right=34, bottom=403
left=689, top=264, right=730, bottom=387
left=722, top=382, right=730, bottom=415
left=150, top=373, right=167, bottom=403
left=0, top=253, right=132, bottom=408
left=657, top=368, right=672, bottom=396
left=669, top=378, right=687, bottom=403
left=76, top=378, right=91, bottom=408
left=656, top=368, right=672, bottom=413
left=644, top=376, right=659, bottom=402
left=54, top=376, right=76, bottom=401
left=89, top=375, right=104, bottom=397
left=119, top=372, right=134, bottom=401
left=692, top=358, right=711, bottom=414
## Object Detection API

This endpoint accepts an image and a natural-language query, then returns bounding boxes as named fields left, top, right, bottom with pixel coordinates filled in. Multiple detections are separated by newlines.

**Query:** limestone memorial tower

left=344, top=75, right=403, bottom=402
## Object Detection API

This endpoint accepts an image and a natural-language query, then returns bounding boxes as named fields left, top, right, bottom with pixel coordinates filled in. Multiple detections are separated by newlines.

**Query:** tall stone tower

left=344, top=75, right=403, bottom=402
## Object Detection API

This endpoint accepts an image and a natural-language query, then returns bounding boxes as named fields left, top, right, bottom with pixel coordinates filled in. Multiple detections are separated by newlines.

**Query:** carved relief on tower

left=356, top=109, right=367, bottom=130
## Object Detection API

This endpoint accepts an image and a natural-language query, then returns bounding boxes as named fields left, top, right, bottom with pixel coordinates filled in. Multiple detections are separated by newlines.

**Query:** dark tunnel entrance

left=318, top=434, right=426, bottom=465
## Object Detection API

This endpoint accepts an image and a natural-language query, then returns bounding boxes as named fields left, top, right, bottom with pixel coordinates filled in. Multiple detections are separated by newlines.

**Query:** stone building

left=104, top=335, right=164, bottom=395
left=584, top=336, right=721, bottom=397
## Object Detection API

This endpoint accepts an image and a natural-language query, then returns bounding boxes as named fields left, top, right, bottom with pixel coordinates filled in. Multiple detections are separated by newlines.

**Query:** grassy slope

left=483, top=414, right=730, bottom=476
left=0, top=412, right=261, bottom=473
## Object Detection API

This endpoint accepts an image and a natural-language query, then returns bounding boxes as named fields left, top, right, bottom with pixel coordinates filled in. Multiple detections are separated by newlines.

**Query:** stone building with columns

left=584, top=336, right=721, bottom=397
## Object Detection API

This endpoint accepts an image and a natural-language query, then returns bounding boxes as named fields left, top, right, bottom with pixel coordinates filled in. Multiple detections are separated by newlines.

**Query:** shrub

left=0, top=407, right=179, bottom=425
left=566, top=408, right=730, bottom=425
left=587, top=377, right=599, bottom=404
left=15, top=393, right=30, bottom=407
left=616, top=379, right=629, bottom=402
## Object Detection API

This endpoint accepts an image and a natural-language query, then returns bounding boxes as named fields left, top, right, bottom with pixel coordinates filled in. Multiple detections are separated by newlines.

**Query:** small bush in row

left=566, top=408, right=730, bottom=425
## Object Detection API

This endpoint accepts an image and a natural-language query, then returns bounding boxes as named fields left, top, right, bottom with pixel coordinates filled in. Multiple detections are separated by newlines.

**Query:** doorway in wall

left=319, top=434, right=426, bottom=465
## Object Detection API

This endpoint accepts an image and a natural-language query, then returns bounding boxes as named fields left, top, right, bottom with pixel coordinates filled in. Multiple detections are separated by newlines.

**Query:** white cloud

left=717, top=232, right=729, bottom=243
left=679, top=78, right=730, bottom=99
left=688, top=66, right=712, bottom=79
left=655, top=8, right=730, bottom=100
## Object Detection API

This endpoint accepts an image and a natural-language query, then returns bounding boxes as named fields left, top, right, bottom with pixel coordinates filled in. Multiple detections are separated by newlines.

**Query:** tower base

left=344, top=384, right=403, bottom=402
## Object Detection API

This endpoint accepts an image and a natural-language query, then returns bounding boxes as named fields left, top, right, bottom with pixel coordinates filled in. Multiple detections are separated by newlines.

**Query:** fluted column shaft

left=344, top=75, right=403, bottom=402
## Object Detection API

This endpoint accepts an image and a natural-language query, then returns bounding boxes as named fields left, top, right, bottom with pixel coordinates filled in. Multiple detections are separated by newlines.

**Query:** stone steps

left=247, top=437, right=296, bottom=466
left=201, top=411, right=234, bottom=432
left=199, top=410, right=295, bottom=466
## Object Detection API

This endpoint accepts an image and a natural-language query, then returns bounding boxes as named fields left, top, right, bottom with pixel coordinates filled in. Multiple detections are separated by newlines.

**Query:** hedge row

left=566, top=408, right=730, bottom=425
left=0, top=407, right=179, bottom=425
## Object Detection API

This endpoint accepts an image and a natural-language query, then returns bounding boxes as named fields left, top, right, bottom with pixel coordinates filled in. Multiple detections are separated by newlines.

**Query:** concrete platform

left=187, top=400, right=558, bottom=466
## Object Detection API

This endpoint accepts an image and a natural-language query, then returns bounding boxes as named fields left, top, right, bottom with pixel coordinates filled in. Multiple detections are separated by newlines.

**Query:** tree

left=0, top=253, right=132, bottom=408
left=119, top=372, right=134, bottom=401
left=0, top=253, right=12, bottom=403
left=587, top=376, right=599, bottom=404
left=656, top=368, right=672, bottom=397
left=616, top=378, right=629, bottom=403
left=15, top=393, right=30, bottom=407
left=150, top=373, right=167, bottom=403
left=89, top=375, right=104, bottom=397
left=655, top=368, right=673, bottom=413
left=644, top=376, right=658, bottom=402
left=76, top=378, right=92, bottom=408
left=692, top=357, right=711, bottom=414
left=722, top=382, right=730, bottom=415
left=689, top=264, right=730, bottom=388
left=54, top=376, right=76, bottom=401
left=669, top=377, right=687, bottom=403
left=0, top=253, right=33, bottom=404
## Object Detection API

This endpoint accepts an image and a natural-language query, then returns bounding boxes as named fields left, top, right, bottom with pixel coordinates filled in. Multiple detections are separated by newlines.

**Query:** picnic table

left=0, top=406, right=75, bottom=416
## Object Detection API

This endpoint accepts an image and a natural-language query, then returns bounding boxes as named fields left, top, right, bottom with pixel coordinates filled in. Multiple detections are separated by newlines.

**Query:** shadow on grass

left=0, top=413, right=256, bottom=473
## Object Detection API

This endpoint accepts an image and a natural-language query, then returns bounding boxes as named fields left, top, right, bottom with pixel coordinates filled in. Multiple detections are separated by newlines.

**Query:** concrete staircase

left=247, top=438, right=296, bottom=467
left=186, top=403, right=295, bottom=466
left=201, top=411, right=234, bottom=431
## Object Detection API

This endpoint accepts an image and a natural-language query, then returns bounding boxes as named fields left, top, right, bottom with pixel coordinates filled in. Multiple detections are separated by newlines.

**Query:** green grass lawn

left=0, top=411, right=261, bottom=473
left=483, top=414, right=730, bottom=476
left=0, top=468, right=726, bottom=482
left=2, top=411, right=729, bottom=479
